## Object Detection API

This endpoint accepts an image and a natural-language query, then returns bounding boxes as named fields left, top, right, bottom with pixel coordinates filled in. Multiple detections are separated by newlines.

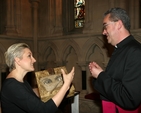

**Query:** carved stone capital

left=77, top=61, right=88, bottom=71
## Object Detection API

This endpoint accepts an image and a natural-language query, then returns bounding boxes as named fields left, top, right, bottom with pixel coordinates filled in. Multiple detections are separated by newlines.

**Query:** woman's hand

left=52, top=67, right=75, bottom=107
left=61, top=67, right=75, bottom=89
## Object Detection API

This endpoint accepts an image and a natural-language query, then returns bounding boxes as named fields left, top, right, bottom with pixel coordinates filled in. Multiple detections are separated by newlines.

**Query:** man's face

left=102, top=14, right=118, bottom=46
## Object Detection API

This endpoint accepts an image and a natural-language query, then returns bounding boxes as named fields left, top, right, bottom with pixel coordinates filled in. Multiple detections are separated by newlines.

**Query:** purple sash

left=102, top=100, right=141, bottom=113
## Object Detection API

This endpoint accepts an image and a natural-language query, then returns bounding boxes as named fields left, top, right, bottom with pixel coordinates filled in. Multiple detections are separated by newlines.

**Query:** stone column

left=29, top=0, right=40, bottom=71
left=48, top=0, right=55, bottom=34
left=118, top=0, right=128, bottom=9
left=128, top=0, right=140, bottom=29
left=108, top=0, right=115, bottom=8
left=134, top=0, right=140, bottom=29
left=15, top=0, right=21, bottom=35
left=54, top=0, right=63, bottom=35
left=5, top=0, right=18, bottom=35
left=83, top=0, right=93, bottom=33
left=128, top=0, right=135, bottom=29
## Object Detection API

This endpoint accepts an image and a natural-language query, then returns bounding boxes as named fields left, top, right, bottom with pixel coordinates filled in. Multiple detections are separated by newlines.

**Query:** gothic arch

left=61, top=39, right=81, bottom=62
left=82, top=36, right=109, bottom=93
left=43, top=46, right=56, bottom=68
left=82, top=36, right=108, bottom=67
left=62, top=45, right=77, bottom=62
left=61, top=40, right=82, bottom=91
left=38, top=41, right=59, bottom=69
left=40, top=41, right=59, bottom=62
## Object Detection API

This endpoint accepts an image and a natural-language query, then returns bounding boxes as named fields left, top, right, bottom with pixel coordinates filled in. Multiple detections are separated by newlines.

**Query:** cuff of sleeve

left=94, top=71, right=107, bottom=88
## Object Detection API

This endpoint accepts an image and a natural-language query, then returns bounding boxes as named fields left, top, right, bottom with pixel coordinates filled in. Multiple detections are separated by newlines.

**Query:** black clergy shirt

left=93, top=35, right=141, bottom=110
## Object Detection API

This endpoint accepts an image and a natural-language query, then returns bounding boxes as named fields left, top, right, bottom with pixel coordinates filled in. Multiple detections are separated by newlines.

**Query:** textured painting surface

left=35, top=66, right=75, bottom=102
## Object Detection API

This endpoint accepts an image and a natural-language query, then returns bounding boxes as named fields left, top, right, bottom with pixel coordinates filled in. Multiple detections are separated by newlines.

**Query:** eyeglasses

left=103, top=21, right=115, bottom=30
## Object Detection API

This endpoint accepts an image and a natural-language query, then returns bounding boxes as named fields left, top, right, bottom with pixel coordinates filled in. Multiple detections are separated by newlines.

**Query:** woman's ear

left=14, top=57, right=21, bottom=65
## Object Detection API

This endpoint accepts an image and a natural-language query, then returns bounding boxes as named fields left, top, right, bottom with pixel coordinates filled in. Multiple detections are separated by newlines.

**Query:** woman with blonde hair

left=1, top=43, right=75, bottom=113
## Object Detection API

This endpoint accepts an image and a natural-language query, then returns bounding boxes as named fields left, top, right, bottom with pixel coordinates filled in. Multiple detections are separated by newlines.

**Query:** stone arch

left=39, top=41, right=59, bottom=69
left=82, top=36, right=109, bottom=67
left=86, top=45, right=104, bottom=66
left=82, top=36, right=110, bottom=93
left=44, top=47, right=56, bottom=68
left=61, top=39, right=81, bottom=61
left=62, top=46, right=77, bottom=62
left=61, top=39, right=82, bottom=91
left=39, top=41, right=59, bottom=60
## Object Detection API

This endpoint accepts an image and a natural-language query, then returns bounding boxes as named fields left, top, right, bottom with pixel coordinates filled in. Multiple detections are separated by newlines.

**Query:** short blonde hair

left=5, top=43, right=30, bottom=72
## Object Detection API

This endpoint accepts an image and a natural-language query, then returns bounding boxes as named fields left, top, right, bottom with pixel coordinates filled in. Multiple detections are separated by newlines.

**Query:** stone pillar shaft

left=5, top=0, right=17, bottom=35
left=30, top=0, right=40, bottom=70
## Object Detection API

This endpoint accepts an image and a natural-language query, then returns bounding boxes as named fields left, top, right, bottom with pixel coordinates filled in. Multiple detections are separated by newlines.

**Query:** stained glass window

left=74, top=0, right=85, bottom=28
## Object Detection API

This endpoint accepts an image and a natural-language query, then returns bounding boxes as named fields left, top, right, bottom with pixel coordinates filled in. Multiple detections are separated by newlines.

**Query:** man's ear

left=117, top=20, right=123, bottom=30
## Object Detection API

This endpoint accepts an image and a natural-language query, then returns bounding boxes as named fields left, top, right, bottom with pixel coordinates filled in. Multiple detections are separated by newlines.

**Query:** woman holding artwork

left=1, top=43, right=75, bottom=113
